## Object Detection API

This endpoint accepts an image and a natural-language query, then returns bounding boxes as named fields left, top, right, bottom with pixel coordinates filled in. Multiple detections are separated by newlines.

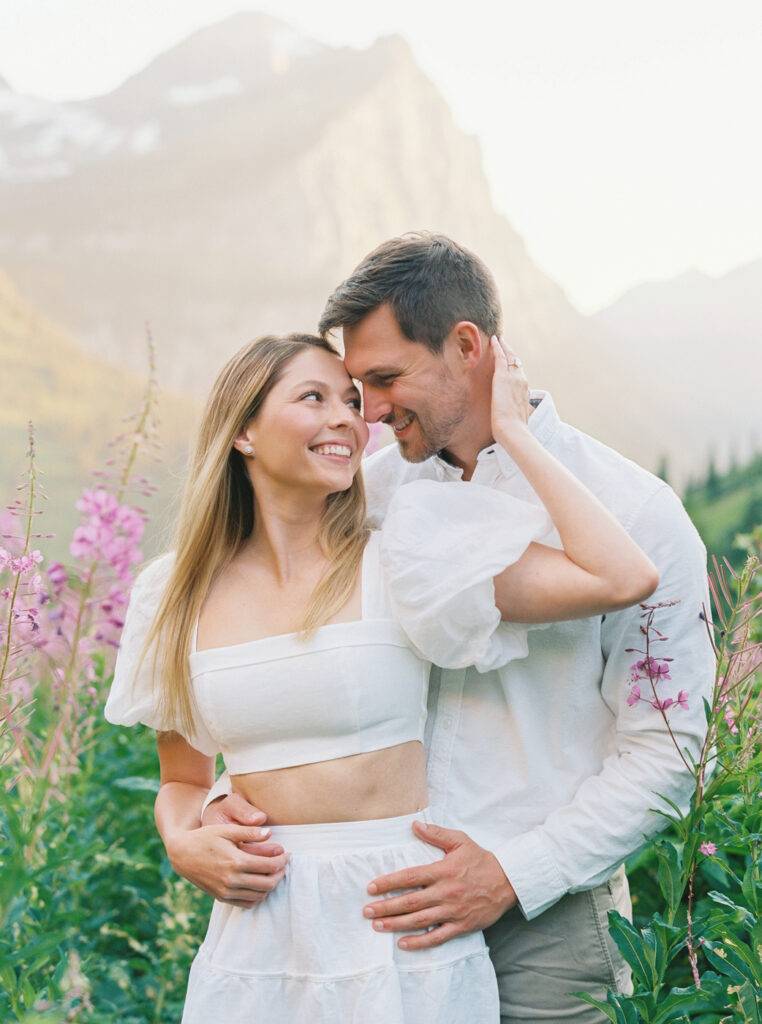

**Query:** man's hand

left=362, top=821, right=518, bottom=950
left=202, top=791, right=268, bottom=829
left=165, top=823, right=289, bottom=908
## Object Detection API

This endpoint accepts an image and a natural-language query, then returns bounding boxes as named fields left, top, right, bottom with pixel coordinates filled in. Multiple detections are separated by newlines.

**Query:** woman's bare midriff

left=231, top=740, right=427, bottom=824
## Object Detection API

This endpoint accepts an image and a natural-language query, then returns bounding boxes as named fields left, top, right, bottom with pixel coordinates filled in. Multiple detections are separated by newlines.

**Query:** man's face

left=342, top=304, right=470, bottom=463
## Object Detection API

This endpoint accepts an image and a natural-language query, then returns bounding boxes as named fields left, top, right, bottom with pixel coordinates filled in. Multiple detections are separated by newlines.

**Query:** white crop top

left=105, top=480, right=552, bottom=774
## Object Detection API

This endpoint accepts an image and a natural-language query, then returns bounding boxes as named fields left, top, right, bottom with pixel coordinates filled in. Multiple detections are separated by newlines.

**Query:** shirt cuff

left=493, top=830, right=568, bottom=920
left=201, top=770, right=233, bottom=818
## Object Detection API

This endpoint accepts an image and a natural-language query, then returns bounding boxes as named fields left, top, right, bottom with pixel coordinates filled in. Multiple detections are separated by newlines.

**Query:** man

left=171, top=233, right=714, bottom=1021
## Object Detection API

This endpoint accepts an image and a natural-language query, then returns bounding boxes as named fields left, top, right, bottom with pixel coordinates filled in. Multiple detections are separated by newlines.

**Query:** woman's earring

left=243, top=445, right=254, bottom=456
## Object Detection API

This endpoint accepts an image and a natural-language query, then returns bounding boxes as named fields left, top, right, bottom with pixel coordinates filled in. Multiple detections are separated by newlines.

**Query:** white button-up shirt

left=363, top=391, right=714, bottom=919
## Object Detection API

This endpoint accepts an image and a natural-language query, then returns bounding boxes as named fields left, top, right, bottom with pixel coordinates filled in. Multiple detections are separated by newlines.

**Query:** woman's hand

left=490, top=335, right=531, bottom=447
left=164, top=822, right=289, bottom=908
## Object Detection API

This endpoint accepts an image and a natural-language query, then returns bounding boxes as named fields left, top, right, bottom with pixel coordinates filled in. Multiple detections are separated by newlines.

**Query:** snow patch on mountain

left=168, top=75, right=243, bottom=105
left=130, top=121, right=160, bottom=153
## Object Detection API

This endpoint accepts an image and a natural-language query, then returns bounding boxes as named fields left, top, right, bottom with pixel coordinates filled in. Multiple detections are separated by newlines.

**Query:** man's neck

left=438, top=434, right=494, bottom=481
left=438, top=398, right=539, bottom=480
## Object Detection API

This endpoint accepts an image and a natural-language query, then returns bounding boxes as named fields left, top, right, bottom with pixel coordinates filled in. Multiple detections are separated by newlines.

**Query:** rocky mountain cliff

left=0, top=13, right=713, bottom=479
left=595, top=260, right=762, bottom=477
left=0, top=270, right=197, bottom=560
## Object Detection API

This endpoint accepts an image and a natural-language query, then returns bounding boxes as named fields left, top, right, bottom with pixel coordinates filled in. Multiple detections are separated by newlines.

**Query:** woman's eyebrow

left=292, top=379, right=361, bottom=397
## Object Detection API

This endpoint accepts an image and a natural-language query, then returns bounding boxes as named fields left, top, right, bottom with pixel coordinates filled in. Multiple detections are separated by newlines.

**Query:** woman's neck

left=246, top=487, right=327, bottom=584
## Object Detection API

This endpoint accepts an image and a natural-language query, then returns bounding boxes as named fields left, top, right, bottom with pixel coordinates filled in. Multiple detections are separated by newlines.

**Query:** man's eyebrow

left=361, top=366, right=400, bottom=379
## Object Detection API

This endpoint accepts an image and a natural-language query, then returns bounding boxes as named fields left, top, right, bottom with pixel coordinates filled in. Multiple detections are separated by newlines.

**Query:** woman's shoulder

left=127, top=552, right=175, bottom=609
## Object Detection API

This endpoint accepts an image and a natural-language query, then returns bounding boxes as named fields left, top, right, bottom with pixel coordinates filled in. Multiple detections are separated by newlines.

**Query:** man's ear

left=444, top=321, right=486, bottom=371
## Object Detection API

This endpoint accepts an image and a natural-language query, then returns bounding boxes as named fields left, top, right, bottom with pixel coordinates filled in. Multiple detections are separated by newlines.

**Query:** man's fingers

left=217, top=823, right=275, bottom=846
left=367, top=859, right=442, bottom=896
left=206, top=792, right=267, bottom=826
left=411, top=820, right=465, bottom=852
left=371, top=905, right=446, bottom=933
left=398, top=922, right=463, bottom=951
left=364, top=885, right=439, bottom=921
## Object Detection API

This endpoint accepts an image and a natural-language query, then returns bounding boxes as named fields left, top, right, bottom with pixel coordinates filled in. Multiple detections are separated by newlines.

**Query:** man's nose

left=361, top=386, right=392, bottom=424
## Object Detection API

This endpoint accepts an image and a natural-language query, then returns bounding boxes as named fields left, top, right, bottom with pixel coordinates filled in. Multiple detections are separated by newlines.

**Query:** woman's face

left=240, top=347, right=369, bottom=497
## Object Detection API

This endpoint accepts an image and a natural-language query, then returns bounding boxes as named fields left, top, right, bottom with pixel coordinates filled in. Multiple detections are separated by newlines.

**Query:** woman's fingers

left=490, top=336, right=530, bottom=437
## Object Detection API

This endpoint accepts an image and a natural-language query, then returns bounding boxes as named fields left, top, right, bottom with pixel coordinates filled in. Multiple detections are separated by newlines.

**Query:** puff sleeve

left=379, top=479, right=554, bottom=672
left=104, top=553, right=219, bottom=756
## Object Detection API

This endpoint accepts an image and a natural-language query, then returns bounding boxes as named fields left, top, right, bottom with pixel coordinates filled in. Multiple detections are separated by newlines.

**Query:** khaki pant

left=483, top=865, right=634, bottom=1022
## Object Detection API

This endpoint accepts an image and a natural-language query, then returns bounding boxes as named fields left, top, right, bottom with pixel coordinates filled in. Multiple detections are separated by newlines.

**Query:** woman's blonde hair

left=143, top=333, right=369, bottom=737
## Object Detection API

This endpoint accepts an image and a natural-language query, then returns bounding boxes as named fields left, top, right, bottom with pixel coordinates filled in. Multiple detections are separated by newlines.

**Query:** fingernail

left=399, top=939, right=408, bottom=950
left=363, top=906, right=374, bottom=918
left=258, top=827, right=271, bottom=838
left=373, top=921, right=385, bottom=931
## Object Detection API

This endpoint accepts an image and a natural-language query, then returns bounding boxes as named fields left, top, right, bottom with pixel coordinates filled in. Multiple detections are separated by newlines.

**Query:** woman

left=106, top=332, right=657, bottom=1022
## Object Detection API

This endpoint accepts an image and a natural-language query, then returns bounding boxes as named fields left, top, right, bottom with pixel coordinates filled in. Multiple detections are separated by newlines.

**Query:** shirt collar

left=431, top=390, right=561, bottom=481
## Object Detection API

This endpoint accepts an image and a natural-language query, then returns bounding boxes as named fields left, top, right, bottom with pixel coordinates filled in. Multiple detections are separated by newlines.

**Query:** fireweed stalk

left=0, top=333, right=160, bottom=803
left=579, top=554, right=762, bottom=1021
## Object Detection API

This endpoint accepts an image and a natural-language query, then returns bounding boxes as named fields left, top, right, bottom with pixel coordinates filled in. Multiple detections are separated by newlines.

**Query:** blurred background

left=1, top=0, right=760, bottom=561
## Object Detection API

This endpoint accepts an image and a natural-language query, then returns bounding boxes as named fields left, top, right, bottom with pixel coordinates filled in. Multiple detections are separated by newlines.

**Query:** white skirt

left=181, top=810, right=499, bottom=1022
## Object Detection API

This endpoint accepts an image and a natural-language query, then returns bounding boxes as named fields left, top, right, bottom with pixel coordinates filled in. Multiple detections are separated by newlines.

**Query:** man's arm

left=364, top=485, right=714, bottom=942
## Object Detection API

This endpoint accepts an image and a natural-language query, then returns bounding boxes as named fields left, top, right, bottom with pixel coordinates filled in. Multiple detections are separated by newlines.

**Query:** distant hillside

left=594, top=260, right=762, bottom=478
left=0, top=12, right=679, bottom=476
left=684, top=451, right=762, bottom=568
left=0, top=270, right=198, bottom=560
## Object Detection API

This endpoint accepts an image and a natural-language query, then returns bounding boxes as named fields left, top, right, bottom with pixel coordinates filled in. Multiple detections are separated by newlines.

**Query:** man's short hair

left=319, top=232, right=502, bottom=353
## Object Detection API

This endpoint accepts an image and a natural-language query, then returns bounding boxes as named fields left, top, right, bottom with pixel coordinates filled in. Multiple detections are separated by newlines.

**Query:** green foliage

left=0, top=715, right=210, bottom=1022
left=685, top=452, right=762, bottom=567
left=593, top=551, right=762, bottom=1022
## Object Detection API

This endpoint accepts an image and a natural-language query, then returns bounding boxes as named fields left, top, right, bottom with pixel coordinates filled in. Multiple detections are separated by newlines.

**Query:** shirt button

left=442, top=718, right=453, bottom=731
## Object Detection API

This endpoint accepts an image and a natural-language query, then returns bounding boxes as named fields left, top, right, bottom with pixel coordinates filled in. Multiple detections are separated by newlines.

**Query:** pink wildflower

left=724, top=705, right=739, bottom=735
left=635, top=656, right=671, bottom=682
left=699, top=841, right=717, bottom=856
left=676, top=690, right=690, bottom=710
left=627, top=685, right=641, bottom=706
left=47, top=562, right=68, bottom=592
left=364, top=421, right=386, bottom=458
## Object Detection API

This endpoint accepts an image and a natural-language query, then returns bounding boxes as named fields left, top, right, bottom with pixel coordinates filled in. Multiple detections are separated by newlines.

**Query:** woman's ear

left=233, top=431, right=255, bottom=457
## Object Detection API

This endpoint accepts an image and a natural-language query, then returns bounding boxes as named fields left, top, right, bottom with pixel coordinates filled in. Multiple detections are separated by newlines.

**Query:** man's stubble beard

left=397, top=382, right=471, bottom=464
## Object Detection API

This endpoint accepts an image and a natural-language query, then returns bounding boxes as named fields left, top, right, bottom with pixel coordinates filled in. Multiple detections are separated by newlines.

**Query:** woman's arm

left=155, top=731, right=289, bottom=906
left=490, top=337, right=659, bottom=622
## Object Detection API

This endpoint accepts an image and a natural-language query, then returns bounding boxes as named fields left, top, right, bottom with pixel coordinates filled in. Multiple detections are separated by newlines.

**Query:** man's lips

left=391, top=414, right=415, bottom=435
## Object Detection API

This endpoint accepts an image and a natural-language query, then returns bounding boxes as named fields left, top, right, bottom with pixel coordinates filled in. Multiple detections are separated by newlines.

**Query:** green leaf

left=113, top=776, right=161, bottom=793
left=723, top=935, right=762, bottom=986
left=652, top=977, right=730, bottom=1023
left=741, top=860, right=761, bottom=916
left=655, top=840, right=685, bottom=917
left=703, top=939, right=754, bottom=986
left=707, top=890, right=756, bottom=929
left=735, top=979, right=762, bottom=1024
left=573, top=992, right=620, bottom=1022
left=607, top=910, right=659, bottom=990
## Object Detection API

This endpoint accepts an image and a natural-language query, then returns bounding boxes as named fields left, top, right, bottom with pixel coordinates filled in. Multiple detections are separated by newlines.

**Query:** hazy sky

left=1, top=0, right=761, bottom=312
